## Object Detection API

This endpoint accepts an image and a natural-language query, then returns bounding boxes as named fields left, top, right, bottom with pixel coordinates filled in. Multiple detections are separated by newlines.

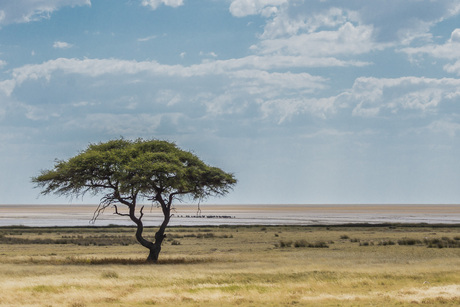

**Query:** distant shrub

left=171, top=240, right=181, bottom=245
left=308, top=241, right=329, bottom=248
left=196, top=233, right=215, bottom=239
left=101, top=271, right=119, bottom=279
left=194, top=233, right=232, bottom=239
left=277, top=240, right=329, bottom=248
left=277, top=240, right=293, bottom=248
left=424, top=237, right=460, bottom=248
left=397, top=238, right=422, bottom=246
left=340, top=235, right=350, bottom=240
left=294, top=240, right=308, bottom=248
left=378, top=240, right=395, bottom=246
left=391, top=237, right=460, bottom=248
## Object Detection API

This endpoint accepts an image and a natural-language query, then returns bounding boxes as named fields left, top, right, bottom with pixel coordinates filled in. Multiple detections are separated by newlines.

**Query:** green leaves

left=33, top=138, right=237, bottom=204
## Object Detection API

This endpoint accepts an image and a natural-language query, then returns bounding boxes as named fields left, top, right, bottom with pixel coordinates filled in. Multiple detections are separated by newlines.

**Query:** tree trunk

left=147, top=230, right=166, bottom=262
left=146, top=213, right=169, bottom=262
left=147, top=243, right=162, bottom=262
left=127, top=196, right=171, bottom=263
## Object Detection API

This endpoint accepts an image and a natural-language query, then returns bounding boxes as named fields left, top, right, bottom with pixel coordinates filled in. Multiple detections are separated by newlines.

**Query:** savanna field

left=0, top=224, right=459, bottom=306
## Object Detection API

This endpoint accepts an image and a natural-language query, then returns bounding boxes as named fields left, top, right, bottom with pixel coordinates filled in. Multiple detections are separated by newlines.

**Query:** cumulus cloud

left=259, top=96, right=339, bottom=123
left=401, top=28, right=460, bottom=75
left=229, top=0, right=287, bottom=17
left=231, top=0, right=460, bottom=69
left=348, top=77, right=460, bottom=117
left=0, top=0, right=90, bottom=25
left=254, top=22, right=381, bottom=57
left=0, top=57, right=332, bottom=126
left=141, top=0, right=184, bottom=10
left=53, top=41, right=73, bottom=49
left=1, top=57, right=332, bottom=97
left=241, top=0, right=460, bottom=41
left=6, top=56, right=460, bottom=126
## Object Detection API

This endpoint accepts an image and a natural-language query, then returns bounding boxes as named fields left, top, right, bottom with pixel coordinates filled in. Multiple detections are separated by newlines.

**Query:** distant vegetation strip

left=0, top=232, right=233, bottom=246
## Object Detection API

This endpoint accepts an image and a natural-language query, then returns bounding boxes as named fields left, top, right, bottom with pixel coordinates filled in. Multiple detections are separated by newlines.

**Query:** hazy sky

left=1, top=0, right=460, bottom=205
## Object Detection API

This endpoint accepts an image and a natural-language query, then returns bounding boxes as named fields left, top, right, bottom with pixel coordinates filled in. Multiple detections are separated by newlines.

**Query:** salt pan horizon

left=0, top=204, right=459, bottom=227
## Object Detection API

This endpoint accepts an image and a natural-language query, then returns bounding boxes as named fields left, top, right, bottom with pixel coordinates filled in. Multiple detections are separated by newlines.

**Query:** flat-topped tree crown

left=33, top=138, right=237, bottom=262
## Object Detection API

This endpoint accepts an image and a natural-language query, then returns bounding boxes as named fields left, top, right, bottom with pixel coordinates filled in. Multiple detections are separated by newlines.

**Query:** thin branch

left=139, top=205, right=145, bottom=221
left=196, top=199, right=202, bottom=217
left=90, top=198, right=112, bottom=224
left=113, top=205, right=130, bottom=217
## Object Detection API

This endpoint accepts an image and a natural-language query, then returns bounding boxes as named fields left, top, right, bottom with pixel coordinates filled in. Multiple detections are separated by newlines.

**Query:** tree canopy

left=33, top=138, right=237, bottom=261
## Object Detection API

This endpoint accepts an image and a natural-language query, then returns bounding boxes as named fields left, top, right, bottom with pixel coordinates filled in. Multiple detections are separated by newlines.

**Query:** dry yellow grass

left=0, top=225, right=459, bottom=306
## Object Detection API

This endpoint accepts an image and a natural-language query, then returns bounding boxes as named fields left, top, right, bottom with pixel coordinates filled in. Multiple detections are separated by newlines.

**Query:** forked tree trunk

left=127, top=197, right=171, bottom=263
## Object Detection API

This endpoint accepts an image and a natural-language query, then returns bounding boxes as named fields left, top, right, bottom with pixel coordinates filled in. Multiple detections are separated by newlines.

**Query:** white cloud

left=23, top=104, right=60, bottom=121
left=264, top=7, right=358, bottom=39
left=141, top=0, right=184, bottom=10
left=231, top=0, right=460, bottom=67
left=53, top=41, right=73, bottom=49
left=72, top=101, right=96, bottom=107
left=201, top=92, right=248, bottom=116
left=0, top=0, right=90, bottom=25
left=137, top=35, right=157, bottom=42
left=426, top=119, right=460, bottom=137
left=0, top=57, right=331, bottom=124
left=0, top=109, right=5, bottom=121
left=199, top=51, right=218, bottom=58
left=259, top=96, right=339, bottom=123
left=301, top=128, right=355, bottom=139
left=229, top=0, right=287, bottom=18
left=4, top=56, right=460, bottom=126
left=0, top=60, right=6, bottom=69
left=401, top=28, right=460, bottom=75
left=254, top=22, right=382, bottom=57
left=450, top=28, right=460, bottom=42
left=65, top=113, right=163, bottom=136
left=444, top=60, right=460, bottom=75
left=0, top=79, right=16, bottom=96
left=156, top=90, right=181, bottom=106
left=402, top=28, right=460, bottom=60
left=348, top=77, right=460, bottom=117
left=229, top=70, right=326, bottom=93
left=2, top=57, right=332, bottom=96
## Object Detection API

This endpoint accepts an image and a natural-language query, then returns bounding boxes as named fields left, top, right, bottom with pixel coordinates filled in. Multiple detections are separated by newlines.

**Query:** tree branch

left=113, top=205, right=130, bottom=217
left=90, top=198, right=112, bottom=224
left=139, top=205, right=145, bottom=221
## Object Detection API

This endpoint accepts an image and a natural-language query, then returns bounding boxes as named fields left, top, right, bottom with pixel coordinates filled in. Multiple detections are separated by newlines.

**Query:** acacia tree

left=32, top=139, right=237, bottom=262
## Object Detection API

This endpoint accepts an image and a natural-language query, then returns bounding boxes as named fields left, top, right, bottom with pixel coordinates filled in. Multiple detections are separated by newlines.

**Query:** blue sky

left=1, top=0, right=460, bottom=205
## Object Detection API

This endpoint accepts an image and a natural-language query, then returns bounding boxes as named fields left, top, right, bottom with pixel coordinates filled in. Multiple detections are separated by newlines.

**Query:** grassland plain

left=0, top=224, right=459, bottom=306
